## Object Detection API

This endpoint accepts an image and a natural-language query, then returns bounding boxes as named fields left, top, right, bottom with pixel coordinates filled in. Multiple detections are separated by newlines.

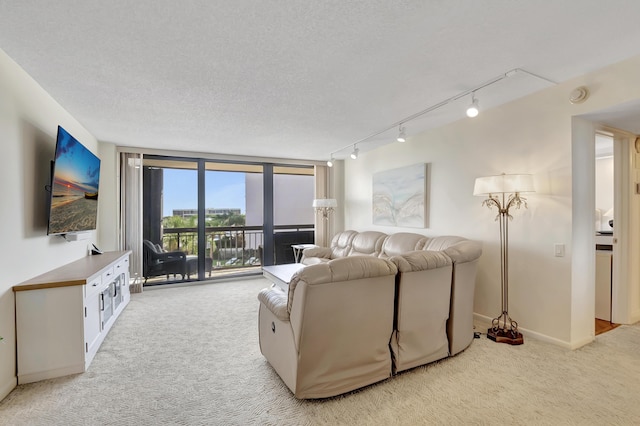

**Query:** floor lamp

left=473, top=173, right=535, bottom=345
left=312, top=198, right=337, bottom=246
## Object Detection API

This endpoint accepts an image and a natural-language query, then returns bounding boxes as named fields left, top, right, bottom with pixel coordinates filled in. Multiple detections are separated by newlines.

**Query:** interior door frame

left=603, top=127, right=640, bottom=324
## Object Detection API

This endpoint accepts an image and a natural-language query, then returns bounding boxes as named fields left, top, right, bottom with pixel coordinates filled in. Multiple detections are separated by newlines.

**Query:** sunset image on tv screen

left=48, top=127, right=101, bottom=234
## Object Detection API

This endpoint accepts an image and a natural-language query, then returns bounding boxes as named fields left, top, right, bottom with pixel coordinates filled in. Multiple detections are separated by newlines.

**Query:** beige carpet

left=1, top=277, right=640, bottom=425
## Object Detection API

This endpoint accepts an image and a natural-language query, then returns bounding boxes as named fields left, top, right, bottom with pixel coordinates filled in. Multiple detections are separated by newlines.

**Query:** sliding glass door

left=139, top=156, right=317, bottom=286
left=204, top=163, right=263, bottom=273
left=142, top=159, right=201, bottom=285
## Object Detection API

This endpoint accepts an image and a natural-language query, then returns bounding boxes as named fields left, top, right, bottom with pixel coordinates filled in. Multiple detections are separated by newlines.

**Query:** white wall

left=98, top=142, right=119, bottom=250
left=343, top=55, right=640, bottom=348
left=0, top=49, right=100, bottom=400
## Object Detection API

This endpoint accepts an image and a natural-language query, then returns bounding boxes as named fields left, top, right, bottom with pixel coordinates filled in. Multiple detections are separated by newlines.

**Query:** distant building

left=173, top=208, right=241, bottom=218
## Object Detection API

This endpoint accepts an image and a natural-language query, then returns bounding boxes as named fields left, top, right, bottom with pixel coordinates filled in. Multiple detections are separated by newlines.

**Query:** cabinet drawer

left=85, top=276, right=103, bottom=298
left=102, top=266, right=115, bottom=284
left=114, top=257, right=129, bottom=274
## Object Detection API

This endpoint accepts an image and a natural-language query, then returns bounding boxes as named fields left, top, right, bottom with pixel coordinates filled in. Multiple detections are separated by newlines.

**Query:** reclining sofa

left=258, top=230, right=482, bottom=399
left=302, top=231, right=482, bottom=359
left=258, top=256, right=398, bottom=399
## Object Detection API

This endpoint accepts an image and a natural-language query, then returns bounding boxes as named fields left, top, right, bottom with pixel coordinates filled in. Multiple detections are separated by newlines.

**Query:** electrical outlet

left=554, top=243, right=565, bottom=257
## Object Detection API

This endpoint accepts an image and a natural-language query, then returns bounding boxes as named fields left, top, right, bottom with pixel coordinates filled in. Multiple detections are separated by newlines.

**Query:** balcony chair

left=142, top=240, right=187, bottom=283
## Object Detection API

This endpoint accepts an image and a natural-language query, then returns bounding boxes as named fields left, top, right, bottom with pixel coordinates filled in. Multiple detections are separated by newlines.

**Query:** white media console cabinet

left=13, top=251, right=131, bottom=384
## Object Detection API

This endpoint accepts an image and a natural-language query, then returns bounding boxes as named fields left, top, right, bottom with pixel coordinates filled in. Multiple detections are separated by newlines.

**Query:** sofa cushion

left=349, top=231, right=387, bottom=257
left=330, top=230, right=358, bottom=258
left=379, top=232, right=428, bottom=258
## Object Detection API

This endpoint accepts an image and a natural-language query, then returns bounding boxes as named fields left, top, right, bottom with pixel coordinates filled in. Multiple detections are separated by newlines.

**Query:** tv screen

left=47, top=126, right=101, bottom=235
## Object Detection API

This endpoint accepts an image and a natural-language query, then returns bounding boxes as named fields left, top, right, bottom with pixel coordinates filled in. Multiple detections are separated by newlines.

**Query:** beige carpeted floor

left=1, top=277, right=640, bottom=425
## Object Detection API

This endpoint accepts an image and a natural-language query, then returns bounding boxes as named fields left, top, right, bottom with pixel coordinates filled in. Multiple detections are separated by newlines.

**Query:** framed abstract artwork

left=372, top=163, right=428, bottom=228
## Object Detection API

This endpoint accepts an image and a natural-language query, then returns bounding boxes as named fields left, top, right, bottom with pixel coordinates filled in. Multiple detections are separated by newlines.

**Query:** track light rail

left=326, top=68, right=557, bottom=164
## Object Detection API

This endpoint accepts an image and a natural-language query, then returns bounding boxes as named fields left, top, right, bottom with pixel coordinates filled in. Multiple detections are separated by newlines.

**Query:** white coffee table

left=262, top=263, right=305, bottom=292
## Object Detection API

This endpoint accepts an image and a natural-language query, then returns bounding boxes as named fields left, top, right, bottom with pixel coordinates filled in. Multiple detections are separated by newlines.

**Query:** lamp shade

left=312, top=198, right=337, bottom=208
left=473, top=174, right=535, bottom=196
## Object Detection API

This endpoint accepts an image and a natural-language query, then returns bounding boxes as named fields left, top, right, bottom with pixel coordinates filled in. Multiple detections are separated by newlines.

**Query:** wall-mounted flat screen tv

left=47, top=126, right=101, bottom=235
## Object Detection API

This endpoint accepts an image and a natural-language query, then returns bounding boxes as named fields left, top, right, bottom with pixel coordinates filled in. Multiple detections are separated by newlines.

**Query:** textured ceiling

left=1, top=1, right=640, bottom=161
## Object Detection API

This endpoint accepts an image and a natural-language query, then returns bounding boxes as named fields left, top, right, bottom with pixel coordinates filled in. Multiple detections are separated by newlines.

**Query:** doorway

left=594, top=133, right=614, bottom=329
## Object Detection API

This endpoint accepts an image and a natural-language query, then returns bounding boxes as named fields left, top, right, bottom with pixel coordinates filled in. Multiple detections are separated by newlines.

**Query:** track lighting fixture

left=350, top=145, right=359, bottom=160
left=396, top=124, right=406, bottom=142
left=322, top=68, right=556, bottom=164
left=327, top=155, right=334, bottom=167
left=466, top=93, right=479, bottom=118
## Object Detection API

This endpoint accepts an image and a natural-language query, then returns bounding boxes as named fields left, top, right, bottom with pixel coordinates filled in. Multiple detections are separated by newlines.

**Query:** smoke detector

left=569, top=86, right=589, bottom=104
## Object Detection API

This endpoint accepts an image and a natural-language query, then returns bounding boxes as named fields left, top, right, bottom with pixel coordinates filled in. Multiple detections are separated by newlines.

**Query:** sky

left=163, top=169, right=246, bottom=216
left=54, top=127, right=100, bottom=193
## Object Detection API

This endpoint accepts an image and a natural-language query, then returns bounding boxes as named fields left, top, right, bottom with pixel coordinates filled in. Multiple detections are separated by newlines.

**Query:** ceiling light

left=350, top=145, right=359, bottom=160
left=466, top=94, right=479, bottom=118
left=327, top=155, right=334, bottom=167
left=397, top=124, right=406, bottom=142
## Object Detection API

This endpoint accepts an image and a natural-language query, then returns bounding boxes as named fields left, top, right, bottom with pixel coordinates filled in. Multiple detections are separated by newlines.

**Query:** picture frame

left=372, top=163, right=428, bottom=228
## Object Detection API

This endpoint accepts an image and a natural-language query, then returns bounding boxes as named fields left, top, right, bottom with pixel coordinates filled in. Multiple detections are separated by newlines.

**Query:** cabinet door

left=115, top=256, right=131, bottom=305
left=84, top=280, right=103, bottom=357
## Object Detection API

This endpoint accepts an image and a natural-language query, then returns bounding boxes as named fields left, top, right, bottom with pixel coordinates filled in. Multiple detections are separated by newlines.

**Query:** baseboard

left=18, top=364, right=83, bottom=385
left=473, top=313, right=591, bottom=349
left=0, top=376, right=17, bottom=402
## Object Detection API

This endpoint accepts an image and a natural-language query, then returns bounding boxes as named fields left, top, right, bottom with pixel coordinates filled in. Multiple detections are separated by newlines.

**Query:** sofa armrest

left=257, top=288, right=289, bottom=321
left=302, top=246, right=332, bottom=258
left=390, top=250, right=451, bottom=272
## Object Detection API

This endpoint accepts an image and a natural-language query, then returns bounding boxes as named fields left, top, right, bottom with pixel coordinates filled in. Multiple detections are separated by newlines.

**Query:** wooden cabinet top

left=13, top=251, right=131, bottom=292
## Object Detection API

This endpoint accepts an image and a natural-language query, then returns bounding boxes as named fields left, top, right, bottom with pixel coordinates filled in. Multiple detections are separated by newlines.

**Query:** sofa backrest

left=329, top=230, right=358, bottom=258
left=379, top=232, right=427, bottom=258
left=288, top=256, right=398, bottom=314
left=422, top=236, right=482, bottom=264
left=348, top=231, right=388, bottom=257
left=390, top=250, right=452, bottom=272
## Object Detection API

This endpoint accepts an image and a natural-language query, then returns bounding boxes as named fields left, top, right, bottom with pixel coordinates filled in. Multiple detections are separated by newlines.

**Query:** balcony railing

left=160, top=224, right=314, bottom=271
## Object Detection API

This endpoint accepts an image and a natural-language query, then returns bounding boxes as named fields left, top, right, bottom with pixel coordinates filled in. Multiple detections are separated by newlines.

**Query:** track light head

left=396, top=124, right=406, bottom=142
left=466, top=94, right=479, bottom=118
left=327, top=156, right=334, bottom=167
left=350, top=146, right=359, bottom=160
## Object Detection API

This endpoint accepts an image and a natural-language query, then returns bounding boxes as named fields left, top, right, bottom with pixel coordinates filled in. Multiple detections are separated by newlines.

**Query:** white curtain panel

left=314, top=164, right=332, bottom=247
left=119, top=152, right=143, bottom=291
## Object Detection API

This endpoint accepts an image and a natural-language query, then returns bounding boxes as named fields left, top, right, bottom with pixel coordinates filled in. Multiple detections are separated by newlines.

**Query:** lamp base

left=487, top=327, right=524, bottom=345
